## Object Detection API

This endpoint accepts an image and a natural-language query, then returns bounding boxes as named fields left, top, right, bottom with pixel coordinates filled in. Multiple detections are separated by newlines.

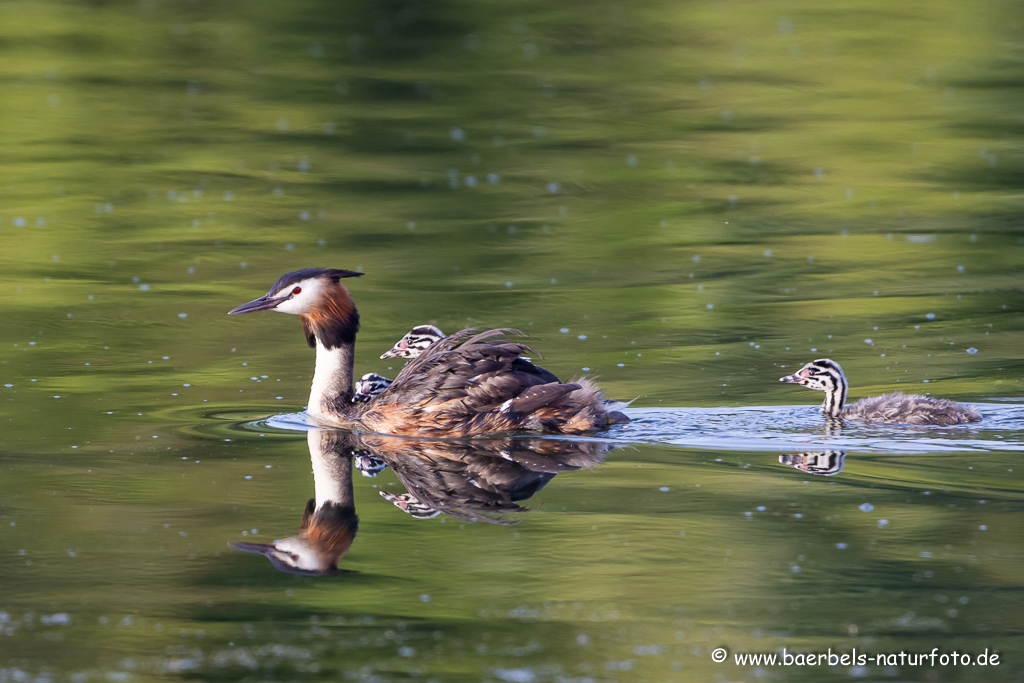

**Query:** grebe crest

left=780, top=358, right=981, bottom=426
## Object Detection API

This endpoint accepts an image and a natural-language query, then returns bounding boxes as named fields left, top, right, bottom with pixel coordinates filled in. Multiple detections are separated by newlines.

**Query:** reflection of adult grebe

left=232, top=430, right=612, bottom=574
left=780, top=359, right=981, bottom=425
left=231, top=430, right=358, bottom=575
left=229, top=268, right=627, bottom=436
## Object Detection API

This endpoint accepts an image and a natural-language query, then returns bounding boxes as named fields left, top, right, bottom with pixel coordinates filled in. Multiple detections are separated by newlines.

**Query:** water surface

left=1, top=0, right=1023, bottom=680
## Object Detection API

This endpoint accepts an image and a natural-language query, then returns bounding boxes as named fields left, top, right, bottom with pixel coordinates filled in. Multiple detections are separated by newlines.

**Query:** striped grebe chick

left=380, top=324, right=446, bottom=359
left=353, top=325, right=443, bottom=402
left=780, top=359, right=981, bottom=426
left=229, top=268, right=628, bottom=437
left=353, top=372, right=392, bottom=403
left=360, top=324, right=559, bottom=403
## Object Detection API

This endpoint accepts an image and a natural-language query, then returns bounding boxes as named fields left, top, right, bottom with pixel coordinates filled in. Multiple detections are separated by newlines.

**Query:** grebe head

left=779, top=359, right=846, bottom=393
left=228, top=267, right=362, bottom=316
left=380, top=324, right=446, bottom=359
left=229, top=267, right=363, bottom=350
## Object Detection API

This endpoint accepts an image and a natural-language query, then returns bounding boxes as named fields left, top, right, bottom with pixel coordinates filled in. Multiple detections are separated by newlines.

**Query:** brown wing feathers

left=358, top=328, right=613, bottom=436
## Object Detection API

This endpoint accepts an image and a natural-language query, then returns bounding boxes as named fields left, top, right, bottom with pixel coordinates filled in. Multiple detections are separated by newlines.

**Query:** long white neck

left=821, top=372, right=848, bottom=418
left=307, top=339, right=356, bottom=422
left=307, top=430, right=355, bottom=511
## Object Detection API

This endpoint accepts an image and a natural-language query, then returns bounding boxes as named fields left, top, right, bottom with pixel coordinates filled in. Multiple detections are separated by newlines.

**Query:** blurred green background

left=0, top=0, right=1022, bottom=680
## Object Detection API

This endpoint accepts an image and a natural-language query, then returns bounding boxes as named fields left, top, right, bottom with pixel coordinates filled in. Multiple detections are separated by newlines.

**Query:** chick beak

left=780, top=367, right=809, bottom=384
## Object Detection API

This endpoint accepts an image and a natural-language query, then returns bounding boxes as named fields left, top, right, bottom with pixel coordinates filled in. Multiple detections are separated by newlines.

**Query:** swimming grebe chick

left=229, top=268, right=628, bottom=437
left=780, top=358, right=981, bottom=426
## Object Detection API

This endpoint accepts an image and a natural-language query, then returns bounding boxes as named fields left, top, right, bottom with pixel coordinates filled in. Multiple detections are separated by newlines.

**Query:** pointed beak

left=229, top=541, right=280, bottom=556
left=780, top=368, right=809, bottom=384
left=228, top=295, right=285, bottom=315
left=380, top=348, right=401, bottom=359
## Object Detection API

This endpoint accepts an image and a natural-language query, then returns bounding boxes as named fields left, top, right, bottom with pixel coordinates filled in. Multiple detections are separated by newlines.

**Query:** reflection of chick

left=232, top=430, right=357, bottom=575
left=357, top=433, right=609, bottom=524
left=779, top=451, right=847, bottom=477
left=379, top=491, right=441, bottom=519
left=353, top=452, right=387, bottom=477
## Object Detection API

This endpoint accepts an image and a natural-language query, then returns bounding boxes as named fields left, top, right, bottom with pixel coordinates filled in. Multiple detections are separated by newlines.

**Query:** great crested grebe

left=780, top=358, right=981, bottom=426
left=229, top=268, right=628, bottom=436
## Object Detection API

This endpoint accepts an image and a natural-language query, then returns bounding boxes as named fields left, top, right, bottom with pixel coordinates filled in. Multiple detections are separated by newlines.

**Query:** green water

left=2, top=0, right=1023, bottom=680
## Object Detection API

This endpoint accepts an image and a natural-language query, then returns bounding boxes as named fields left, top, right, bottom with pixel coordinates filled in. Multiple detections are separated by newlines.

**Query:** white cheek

left=274, top=297, right=305, bottom=314
left=271, top=278, right=325, bottom=314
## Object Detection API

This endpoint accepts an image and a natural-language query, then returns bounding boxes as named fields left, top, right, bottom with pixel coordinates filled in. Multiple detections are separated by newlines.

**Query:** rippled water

left=2, top=0, right=1023, bottom=680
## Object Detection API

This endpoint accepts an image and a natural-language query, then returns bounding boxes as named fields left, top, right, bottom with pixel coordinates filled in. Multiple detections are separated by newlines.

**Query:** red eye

left=291, top=286, right=302, bottom=295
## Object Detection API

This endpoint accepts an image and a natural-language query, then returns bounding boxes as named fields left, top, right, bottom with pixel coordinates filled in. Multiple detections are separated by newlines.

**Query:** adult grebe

left=228, top=268, right=628, bottom=436
left=780, top=358, right=981, bottom=426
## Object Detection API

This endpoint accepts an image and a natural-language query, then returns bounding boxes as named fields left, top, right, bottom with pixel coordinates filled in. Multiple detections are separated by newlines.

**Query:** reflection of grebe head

left=231, top=499, right=358, bottom=576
